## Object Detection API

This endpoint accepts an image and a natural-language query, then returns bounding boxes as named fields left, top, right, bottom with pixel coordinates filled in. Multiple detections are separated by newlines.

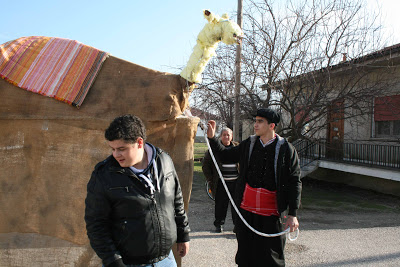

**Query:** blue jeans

left=104, top=250, right=176, bottom=267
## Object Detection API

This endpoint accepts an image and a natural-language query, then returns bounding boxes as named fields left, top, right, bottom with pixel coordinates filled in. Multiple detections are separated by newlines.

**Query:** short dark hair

left=253, top=108, right=281, bottom=125
left=105, top=114, right=146, bottom=143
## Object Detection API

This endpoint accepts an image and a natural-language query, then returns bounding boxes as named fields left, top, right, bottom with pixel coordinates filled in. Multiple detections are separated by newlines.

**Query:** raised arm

left=206, top=120, right=241, bottom=163
left=207, top=120, right=217, bottom=138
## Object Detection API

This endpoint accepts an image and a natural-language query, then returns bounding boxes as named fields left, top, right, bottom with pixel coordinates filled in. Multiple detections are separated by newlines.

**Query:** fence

left=293, top=139, right=400, bottom=169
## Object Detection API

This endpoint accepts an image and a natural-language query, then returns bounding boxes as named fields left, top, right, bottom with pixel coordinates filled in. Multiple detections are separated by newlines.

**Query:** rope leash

left=199, top=122, right=299, bottom=241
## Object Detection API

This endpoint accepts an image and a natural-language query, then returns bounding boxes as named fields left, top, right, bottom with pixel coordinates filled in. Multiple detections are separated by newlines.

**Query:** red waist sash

left=240, top=183, right=279, bottom=216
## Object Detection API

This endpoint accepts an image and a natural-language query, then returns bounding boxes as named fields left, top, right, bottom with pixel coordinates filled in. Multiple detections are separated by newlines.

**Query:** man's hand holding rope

left=207, top=120, right=216, bottom=138
left=285, top=215, right=299, bottom=233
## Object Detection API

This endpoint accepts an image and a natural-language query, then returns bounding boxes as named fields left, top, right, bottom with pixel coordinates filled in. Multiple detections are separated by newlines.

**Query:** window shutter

left=374, top=95, right=400, bottom=121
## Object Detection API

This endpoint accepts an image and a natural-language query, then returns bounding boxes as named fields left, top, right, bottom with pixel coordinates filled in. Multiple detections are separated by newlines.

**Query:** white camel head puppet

left=180, top=10, right=244, bottom=84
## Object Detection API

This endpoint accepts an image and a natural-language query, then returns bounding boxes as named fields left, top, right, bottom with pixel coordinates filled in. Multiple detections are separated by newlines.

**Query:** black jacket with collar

left=207, top=134, right=301, bottom=217
left=84, top=145, right=190, bottom=266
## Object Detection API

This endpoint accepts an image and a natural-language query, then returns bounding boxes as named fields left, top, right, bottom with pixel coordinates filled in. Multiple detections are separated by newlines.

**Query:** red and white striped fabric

left=0, top=36, right=109, bottom=107
left=240, top=183, right=279, bottom=216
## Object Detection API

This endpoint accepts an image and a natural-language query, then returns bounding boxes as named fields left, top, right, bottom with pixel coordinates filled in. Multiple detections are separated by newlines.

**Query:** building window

left=375, top=120, right=400, bottom=137
left=394, top=120, right=400, bottom=136
left=374, top=95, right=400, bottom=138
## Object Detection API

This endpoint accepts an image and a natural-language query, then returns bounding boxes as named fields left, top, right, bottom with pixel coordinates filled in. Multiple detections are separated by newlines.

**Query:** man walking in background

left=202, top=127, right=239, bottom=233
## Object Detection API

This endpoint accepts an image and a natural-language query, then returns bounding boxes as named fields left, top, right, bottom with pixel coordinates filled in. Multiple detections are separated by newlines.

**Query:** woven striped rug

left=0, top=36, right=109, bottom=107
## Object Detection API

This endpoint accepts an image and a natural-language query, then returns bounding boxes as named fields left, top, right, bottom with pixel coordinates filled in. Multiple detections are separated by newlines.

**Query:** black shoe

left=215, top=225, right=223, bottom=233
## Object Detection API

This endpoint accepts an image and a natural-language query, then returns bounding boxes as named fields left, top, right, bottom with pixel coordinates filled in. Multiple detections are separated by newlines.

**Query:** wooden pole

left=233, top=0, right=243, bottom=141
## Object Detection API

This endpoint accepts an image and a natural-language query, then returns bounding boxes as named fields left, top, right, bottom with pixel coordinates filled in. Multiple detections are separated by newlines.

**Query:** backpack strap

left=248, top=135, right=258, bottom=163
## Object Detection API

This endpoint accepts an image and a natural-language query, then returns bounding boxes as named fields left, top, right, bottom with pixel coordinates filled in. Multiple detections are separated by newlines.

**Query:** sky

left=0, top=0, right=237, bottom=73
left=1, top=0, right=400, bottom=74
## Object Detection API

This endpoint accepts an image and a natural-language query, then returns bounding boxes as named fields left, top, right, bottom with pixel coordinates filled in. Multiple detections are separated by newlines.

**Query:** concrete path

left=182, top=226, right=400, bottom=266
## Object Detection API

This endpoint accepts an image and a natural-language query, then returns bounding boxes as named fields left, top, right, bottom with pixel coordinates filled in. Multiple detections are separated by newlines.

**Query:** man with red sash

left=206, top=108, right=301, bottom=267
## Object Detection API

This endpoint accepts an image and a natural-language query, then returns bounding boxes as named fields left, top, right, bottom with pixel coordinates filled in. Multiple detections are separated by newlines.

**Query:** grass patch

left=191, top=161, right=210, bottom=202
left=356, top=202, right=394, bottom=211
left=194, top=142, right=208, bottom=160
left=192, top=144, right=207, bottom=195
left=193, top=161, right=204, bottom=176
left=194, top=142, right=207, bottom=149
left=301, top=178, right=399, bottom=212
left=192, top=161, right=206, bottom=189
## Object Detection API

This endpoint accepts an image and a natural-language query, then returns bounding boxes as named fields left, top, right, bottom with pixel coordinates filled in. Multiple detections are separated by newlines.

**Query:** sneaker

left=215, top=225, right=223, bottom=233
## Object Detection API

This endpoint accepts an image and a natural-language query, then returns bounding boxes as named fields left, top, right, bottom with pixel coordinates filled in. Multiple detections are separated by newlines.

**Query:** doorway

left=326, top=99, right=344, bottom=159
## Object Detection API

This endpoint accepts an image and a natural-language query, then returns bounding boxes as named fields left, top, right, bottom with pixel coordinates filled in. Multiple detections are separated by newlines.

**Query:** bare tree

left=191, top=45, right=238, bottom=129
left=191, top=0, right=395, bottom=141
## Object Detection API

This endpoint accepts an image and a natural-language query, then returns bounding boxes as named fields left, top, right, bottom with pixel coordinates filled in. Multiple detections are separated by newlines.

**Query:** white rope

left=200, top=122, right=299, bottom=241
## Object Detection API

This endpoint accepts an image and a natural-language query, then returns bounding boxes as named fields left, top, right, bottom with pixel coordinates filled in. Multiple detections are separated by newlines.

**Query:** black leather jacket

left=85, top=146, right=190, bottom=266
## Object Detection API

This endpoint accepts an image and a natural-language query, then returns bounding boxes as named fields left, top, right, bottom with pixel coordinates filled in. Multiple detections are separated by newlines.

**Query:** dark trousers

left=214, top=179, right=237, bottom=227
left=235, top=209, right=286, bottom=267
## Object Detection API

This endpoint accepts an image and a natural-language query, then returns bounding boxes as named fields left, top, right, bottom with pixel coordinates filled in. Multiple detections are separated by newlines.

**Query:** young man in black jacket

left=85, top=114, right=190, bottom=267
left=206, top=108, right=301, bottom=267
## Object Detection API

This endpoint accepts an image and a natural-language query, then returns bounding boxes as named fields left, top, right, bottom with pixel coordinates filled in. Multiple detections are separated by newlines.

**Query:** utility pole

left=233, top=0, right=243, bottom=141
